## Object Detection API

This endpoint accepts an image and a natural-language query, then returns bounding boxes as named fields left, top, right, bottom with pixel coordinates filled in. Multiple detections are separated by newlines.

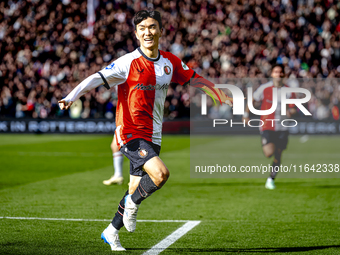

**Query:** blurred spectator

left=0, top=0, right=340, bottom=121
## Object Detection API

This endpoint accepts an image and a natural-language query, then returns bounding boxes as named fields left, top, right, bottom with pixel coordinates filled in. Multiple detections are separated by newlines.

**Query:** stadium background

left=0, top=0, right=340, bottom=126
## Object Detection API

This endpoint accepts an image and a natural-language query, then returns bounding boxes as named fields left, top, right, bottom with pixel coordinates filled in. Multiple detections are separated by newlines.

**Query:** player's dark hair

left=272, top=63, right=284, bottom=72
left=133, top=10, right=162, bottom=30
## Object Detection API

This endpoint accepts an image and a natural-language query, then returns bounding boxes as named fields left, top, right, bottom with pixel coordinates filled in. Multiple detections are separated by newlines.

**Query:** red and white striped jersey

left=253, top=81, right=295, bottom=131
left=98, top=48, right=195, bottom=147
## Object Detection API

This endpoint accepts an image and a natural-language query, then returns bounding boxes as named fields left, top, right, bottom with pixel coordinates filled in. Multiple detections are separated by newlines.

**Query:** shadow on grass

left=316, top=185, right=340, bottom=189
left=130, top=244, right=340, bottom=253
left=170, top=245, right=340, bottom=253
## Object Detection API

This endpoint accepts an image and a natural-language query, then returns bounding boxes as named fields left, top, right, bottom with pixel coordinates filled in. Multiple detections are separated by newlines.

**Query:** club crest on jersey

left=164, top=65, right=171, bottom=75
left=181, top=61, right=189, bottom=70
left=138, top=148, right=148, bottom=158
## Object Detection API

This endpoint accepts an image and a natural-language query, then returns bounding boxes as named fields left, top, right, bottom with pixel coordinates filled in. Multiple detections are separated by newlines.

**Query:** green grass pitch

left=0, top=134, right=339, bottom=254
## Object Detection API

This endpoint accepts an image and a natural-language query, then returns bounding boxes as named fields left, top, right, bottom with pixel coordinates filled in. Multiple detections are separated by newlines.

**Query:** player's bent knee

left=161, top=169, right=170, bottom=182
left=264, top=151, right=273, bottom=158
left=144, top=156, right=169, bottom=186
left=263, top=144, right=275, bottom=158
left=154, top=168, right=169, bottom=188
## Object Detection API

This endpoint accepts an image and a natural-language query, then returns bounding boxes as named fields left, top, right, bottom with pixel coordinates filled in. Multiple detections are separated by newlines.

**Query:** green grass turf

left=0, top=134, right=339, bottom=254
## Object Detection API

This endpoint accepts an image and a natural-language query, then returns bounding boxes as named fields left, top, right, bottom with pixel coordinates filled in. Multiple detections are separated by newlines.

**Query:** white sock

left=113, top=151, right=123, bottom=178
left=108, top=223, right=119, bottom=234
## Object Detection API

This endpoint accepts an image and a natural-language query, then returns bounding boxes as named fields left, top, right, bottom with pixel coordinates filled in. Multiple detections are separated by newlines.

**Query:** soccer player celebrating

left=58, top=10, right=232, bottom=251
left=243, top=64, right=296, bottom=190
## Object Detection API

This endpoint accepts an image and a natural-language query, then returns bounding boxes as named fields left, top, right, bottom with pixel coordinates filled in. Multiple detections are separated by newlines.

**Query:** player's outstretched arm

left=215, top=88, right=233, bottom=107
left=198, top=84, right=234, bottom=107
left=190, top=74, right=233, bottom=107
left=58, top=73, right=104, bottom=110
left=170, top=54, right=233, bottom=107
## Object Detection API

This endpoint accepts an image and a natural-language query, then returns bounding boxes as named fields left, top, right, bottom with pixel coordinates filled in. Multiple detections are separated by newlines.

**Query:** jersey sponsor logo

left=105, top=62, right=115, bottom=70
left=138, top=148, right=148, bottom=158
left=134, top=83, right=169, bottom=91
left=164, top=65, right=171, bottom=75
left=181, top=61, right=189, bottom=70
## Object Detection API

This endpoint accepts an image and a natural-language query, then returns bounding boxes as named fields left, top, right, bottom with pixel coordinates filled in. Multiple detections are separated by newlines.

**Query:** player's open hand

left=58, top=100, right=73, bottom=110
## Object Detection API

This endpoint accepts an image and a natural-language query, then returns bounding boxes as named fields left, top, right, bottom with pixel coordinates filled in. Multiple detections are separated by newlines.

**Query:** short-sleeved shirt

left=253, top=81, right=295, bottom=131
left=98, top=48, right=194, bottom=147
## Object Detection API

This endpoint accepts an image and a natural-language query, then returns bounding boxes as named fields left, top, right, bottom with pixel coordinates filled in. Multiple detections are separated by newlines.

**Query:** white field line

left=142, top=220, right=201, bottom=255
left=1, top=216, right=201, bottom=254
left=0, top=216, right=188, bottom=223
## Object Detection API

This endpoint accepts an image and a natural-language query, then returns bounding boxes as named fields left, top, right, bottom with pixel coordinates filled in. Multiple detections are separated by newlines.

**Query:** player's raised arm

left=58, top=73, right=104, bottom=110
left=190, top=73, right=233, bottom=107
left=169, top=54, right=233, bottom=107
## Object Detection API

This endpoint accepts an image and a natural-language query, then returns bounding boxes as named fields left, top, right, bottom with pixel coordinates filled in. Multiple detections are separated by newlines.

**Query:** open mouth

left=144, top=38, right=153, bottom=42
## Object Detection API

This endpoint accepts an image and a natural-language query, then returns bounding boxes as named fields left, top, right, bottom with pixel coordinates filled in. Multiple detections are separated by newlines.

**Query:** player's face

left=135, top=17, right=163, bottom=53
left=271, top=66, right=284, bottom=87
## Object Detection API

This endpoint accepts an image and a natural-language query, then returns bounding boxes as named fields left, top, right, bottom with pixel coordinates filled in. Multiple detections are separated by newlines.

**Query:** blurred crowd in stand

left=0, top=0, right=340, bottom=121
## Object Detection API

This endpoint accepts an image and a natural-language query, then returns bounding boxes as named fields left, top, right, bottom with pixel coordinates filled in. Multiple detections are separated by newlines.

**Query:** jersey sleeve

left=63, top=73, right=104, bottom=103
left=170, top=54, right=195, bottom=85
left=97, top=55, right=130, bottom=89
